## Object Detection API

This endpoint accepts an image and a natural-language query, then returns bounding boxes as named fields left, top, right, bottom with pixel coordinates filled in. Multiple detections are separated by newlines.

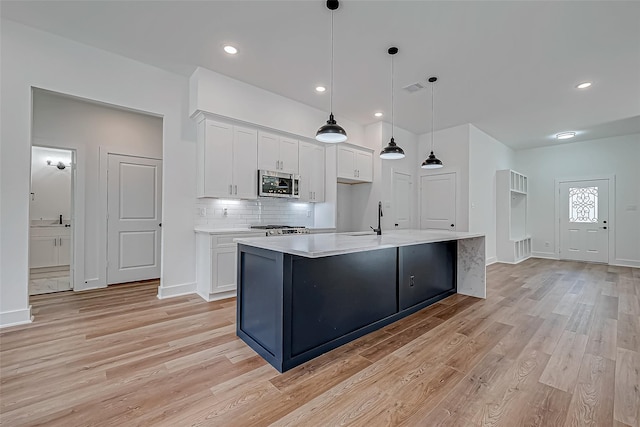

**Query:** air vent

left=403, top=82, right=425, bottom=93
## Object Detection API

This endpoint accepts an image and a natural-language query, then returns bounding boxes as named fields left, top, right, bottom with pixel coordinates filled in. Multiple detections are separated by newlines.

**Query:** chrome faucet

left=370, top=201, right=383, bottom=235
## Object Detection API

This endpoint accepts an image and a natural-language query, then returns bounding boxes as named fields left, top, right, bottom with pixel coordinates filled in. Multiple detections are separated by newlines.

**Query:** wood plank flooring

left=1, top=259, right=638, bottom=426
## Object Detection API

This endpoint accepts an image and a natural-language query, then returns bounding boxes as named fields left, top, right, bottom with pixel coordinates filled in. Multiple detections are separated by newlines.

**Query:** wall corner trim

left=157, top=282, right=197, bottom=299
left=486, top=256, right=498, bottom=266
left=0, top=306, right=33, bottom=329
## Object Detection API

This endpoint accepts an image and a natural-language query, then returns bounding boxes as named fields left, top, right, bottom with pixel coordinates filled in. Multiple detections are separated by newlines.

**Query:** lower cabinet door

left=399, top=241, right=456, bottom=310
left=213, top=246, right=237, bottom=293
left=30, top=236, right=58, bottom=268
left=58, top=236, right=71, bottom=266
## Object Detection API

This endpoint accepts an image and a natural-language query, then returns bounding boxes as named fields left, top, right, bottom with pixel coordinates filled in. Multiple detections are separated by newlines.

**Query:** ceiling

left=2, top=1, right=639, bottom=149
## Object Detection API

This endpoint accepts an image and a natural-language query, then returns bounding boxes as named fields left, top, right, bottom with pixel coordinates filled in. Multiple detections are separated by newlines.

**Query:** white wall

left=515, top=133, right=640, bottom=267
left=336, top=184, right=354, bottom=232
left=417, top=124, right=471, bottom=232
left=190, top=67, right=365, bottom=147
left=469, top=125, right=516, bottom=264
left=30, top=147, right=72, bottom=222
left=32, top=90, right=163, bottom=285
left=0, top=20, right=196, bottom=327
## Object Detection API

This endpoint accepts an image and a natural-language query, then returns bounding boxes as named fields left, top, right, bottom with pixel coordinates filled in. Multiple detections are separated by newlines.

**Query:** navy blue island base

left=236, top=240, right=457, bottom=372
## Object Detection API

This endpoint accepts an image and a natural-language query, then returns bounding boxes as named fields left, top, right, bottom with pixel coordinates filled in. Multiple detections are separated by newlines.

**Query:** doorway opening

left=29, top=146, right=75, bottom=295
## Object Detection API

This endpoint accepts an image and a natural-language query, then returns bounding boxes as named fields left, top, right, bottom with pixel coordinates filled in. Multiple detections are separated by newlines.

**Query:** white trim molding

left=613, top=259, right=640, bottom=268
left=0, top=306, right=33, bottom=328
left=532, top=251, right=559, bottom=260
left=157, top=282, right=196, bottom=299
left=486, top=256, right=498, bottom=266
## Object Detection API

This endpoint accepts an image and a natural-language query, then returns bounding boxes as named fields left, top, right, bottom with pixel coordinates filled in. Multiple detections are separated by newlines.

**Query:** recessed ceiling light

left=576, top=82, right=592, bottom=89
left=315, top=86, right=326, bottom=93
left=223, top=45, right=238, bottom=55
left=556, top=132, right=576, bottom=140
left=374, top=112, right=383, bottom=117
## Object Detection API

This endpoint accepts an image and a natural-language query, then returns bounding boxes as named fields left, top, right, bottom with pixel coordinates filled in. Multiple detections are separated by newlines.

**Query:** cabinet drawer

left=211, top=232, right=264, bottom=248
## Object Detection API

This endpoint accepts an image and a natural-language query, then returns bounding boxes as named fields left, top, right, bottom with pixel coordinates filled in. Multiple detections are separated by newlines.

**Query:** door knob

left=601, top=226, right=607, bottom=229
left=451, top=224, right=455, bottom=227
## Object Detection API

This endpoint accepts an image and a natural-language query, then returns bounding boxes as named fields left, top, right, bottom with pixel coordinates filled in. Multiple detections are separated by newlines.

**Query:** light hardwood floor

left=1, top=259, right=638, bottom=426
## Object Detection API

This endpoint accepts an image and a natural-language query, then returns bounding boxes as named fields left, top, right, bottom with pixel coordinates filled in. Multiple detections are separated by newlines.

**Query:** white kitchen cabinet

left=496, top=169, right=531, bottom=264
left=258, top=131, right=299, bottom=174
left=355, top=150, right=373, bottom=182
left=196, top=117, right=258, bottom=199
left=337, top=144, right=373, bottom=183
left=196, top=231, right=264, bottom=301
left=298, top=141, right=325, bottom=202
left=30, top=226, right=71, bottom=268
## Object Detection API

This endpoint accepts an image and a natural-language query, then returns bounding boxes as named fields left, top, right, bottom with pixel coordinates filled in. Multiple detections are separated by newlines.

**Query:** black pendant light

left=316, top=0, right=347, bottom=143
left=422, top=76, right=443, bottom=169
left=380, top=47, right=405, bottom=160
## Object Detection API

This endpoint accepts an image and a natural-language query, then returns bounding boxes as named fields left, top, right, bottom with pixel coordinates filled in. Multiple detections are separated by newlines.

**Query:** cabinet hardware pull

left=59, top=237, right=62, bottom=246
left=410, top=275, right=415, bottom=287
left=229, top=184, right=232, bottom=195
left=54, top=238, right=57, bottom=247
left=234, top=185, right=238, bottom=195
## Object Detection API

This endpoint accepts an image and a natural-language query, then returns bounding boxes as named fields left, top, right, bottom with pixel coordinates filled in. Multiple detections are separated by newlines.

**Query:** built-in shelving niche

left=497, top=169, right=531, bottom=264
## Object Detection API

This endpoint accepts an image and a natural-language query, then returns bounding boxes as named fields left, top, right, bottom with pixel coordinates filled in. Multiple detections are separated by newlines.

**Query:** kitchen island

left=235, top=230, right=485, bottom=372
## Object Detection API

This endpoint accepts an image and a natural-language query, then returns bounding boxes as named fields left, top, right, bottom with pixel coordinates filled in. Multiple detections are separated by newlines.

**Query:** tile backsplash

left=194, top=198, right=315, bottom=228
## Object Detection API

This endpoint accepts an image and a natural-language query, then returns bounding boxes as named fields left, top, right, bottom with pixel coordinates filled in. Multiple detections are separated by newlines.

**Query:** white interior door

left=420, top=172, right=456, bottom=230
left=559, top=179, right=609, bottom=263
left=393, top=171, right=412, bottom=229
left=107, top=154, right=162, bottom=284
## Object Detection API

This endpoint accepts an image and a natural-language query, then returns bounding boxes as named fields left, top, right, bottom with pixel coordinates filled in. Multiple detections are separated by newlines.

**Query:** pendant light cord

left=330, top=10, right=334, bottom=115
left=430, top=81, right=435, bottom=151
left=391, top=52, right=394, bottom=139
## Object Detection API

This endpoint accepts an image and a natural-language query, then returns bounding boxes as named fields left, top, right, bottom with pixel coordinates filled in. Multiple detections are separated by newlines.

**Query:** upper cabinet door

left=337, top=146, right=356, bottom=179
left=258, top=131, right=280, bottom=171
left=232, top=126, right=258, bottom=199
left=298, top=141, right=324, bottom=202
left=298, top=142, right=313, bottom=202
left=310, top=144, right=325, bottom=202
left=201, top=120, right=233, bottom=197
left=279, top=137, right=299, bottom=174
left=355, top=150, right=373, bottom=182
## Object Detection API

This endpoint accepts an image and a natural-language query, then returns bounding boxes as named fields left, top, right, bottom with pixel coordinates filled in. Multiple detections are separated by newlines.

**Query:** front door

left=107, top=154, right=162, bottom=284
left=420, top=172, right=456, bottom=230
left=559, top=179, right=609, bottom=263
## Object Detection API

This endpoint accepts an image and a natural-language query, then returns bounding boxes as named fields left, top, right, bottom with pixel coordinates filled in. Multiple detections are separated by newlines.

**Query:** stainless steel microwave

left=258, top=170, right=300, bottom=198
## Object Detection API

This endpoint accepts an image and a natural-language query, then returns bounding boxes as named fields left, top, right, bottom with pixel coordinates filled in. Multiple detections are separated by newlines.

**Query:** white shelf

left=497, top=169, right=531, bottom=264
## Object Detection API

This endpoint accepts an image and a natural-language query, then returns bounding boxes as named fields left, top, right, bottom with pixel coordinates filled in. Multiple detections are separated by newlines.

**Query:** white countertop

left=194, top=226, right=336, bottom=235
left=194, top=226, right=257, bottom=234
left=235, top=229, right=485, bottom=258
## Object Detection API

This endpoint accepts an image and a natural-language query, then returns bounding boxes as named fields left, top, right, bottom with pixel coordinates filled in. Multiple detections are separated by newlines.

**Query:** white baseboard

left=532, top=251, right=559, bottom=260
left=197, top=289, right=236, bottom=302
left=612, top=259, right=640, bottom=268
left=486, top=256, right=498, bottom=266
left=157, top=282, right=196, bottom=299
left=0, top=305, right=33, bottom=329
